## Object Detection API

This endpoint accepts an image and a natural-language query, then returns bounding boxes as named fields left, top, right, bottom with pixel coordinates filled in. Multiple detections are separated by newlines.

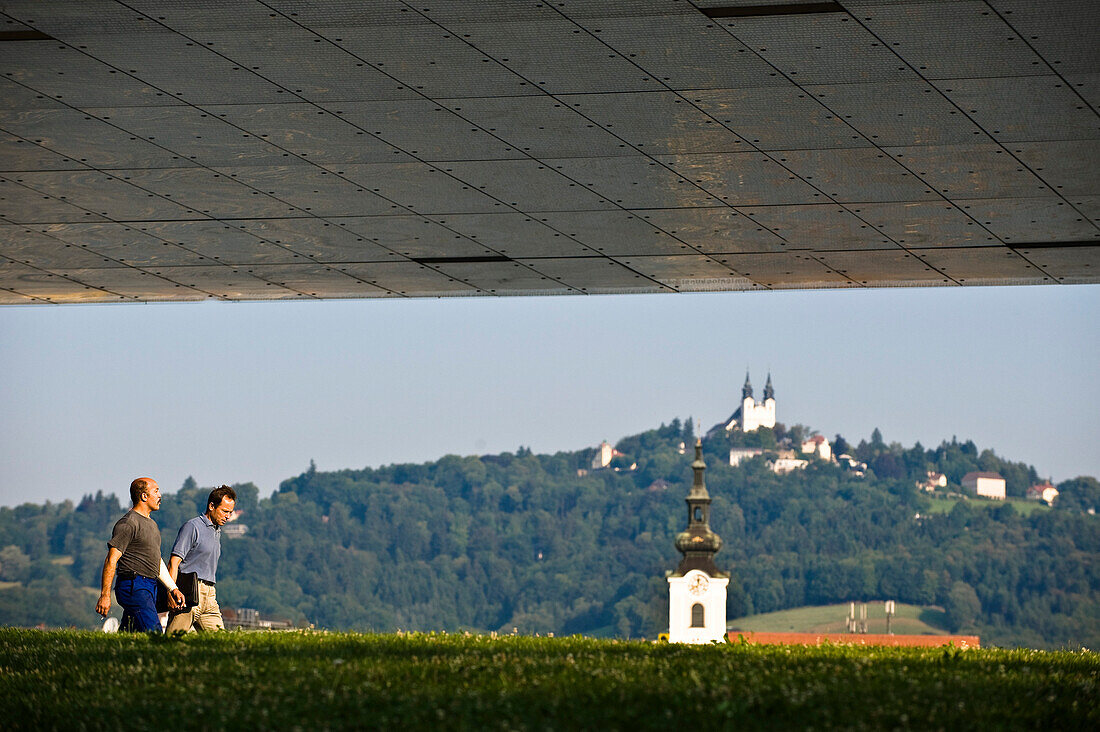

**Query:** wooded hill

left=1, top=420, right=1097, bottom=648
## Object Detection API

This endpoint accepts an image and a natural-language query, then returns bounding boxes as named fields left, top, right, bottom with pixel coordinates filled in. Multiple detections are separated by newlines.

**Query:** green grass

left=0, top=630, right=1096, bottom=730
left=729, top=602, right=949, bottom=635
left=924, top=496, right=1050, bottom=516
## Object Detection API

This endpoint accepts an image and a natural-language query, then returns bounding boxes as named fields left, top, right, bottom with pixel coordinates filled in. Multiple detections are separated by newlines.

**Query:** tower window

left=693, top=506, right=702, bottom=521
left=691, top=603, right=705, bottom=628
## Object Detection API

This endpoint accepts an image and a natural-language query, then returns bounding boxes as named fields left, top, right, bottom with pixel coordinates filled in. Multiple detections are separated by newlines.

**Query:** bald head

left=129, top=477, right=160, bottom=508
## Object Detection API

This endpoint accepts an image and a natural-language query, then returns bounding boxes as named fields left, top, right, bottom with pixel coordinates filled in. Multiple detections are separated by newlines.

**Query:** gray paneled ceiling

left=0, top=0, right=1097, bottom=304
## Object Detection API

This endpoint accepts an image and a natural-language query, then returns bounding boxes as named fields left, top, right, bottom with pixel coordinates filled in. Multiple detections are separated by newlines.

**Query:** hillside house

left=729, top=446, right=765, bottom=466
left=800, top=435, right=832, bottom=461
left=591, top=440, right=627, bottom=470
left=1026, top=482, right=1059, bottom=505
left=962, top=471, right=1006, bottom=500
left=918, top=471, right=948, bottom=492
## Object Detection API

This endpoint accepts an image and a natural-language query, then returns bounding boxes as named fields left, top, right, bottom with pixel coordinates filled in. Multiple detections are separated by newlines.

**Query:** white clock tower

left=668, top=439, right=729, bottom=643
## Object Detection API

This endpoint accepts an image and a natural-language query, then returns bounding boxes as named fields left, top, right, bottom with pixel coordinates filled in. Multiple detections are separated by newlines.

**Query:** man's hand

left=95, top=592, right=111, bottom=616
left=167, top=588, right=185, bottom=610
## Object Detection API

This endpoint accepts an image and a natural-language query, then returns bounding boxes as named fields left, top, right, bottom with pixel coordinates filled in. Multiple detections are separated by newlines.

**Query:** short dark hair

left=207, top=485, right=236, bottom=510
left=129, top=478, right=151, bottom=506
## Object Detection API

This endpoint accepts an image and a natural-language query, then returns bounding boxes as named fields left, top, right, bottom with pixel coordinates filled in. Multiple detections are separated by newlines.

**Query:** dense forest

left=1, top=420, right=1097, bottom=649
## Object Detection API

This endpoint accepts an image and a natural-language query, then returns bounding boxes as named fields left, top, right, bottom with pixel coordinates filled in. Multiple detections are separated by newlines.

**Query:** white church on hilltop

left=710, top=372, right=776, bottom=435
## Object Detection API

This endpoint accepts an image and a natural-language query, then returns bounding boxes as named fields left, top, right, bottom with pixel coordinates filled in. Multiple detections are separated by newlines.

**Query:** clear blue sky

left=1, top=285, right=1097, bottom=508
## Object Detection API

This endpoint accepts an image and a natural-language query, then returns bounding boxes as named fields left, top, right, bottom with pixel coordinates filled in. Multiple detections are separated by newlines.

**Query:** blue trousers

left=115, top=575, right=161, bottom=632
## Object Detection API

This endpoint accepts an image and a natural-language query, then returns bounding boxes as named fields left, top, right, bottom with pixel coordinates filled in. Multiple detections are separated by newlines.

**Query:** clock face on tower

left=687, top=573, right=710, bottom=596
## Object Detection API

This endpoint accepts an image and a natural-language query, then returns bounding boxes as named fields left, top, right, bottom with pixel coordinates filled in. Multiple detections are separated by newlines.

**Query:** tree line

left=0, top=419, right=1096, bottom=648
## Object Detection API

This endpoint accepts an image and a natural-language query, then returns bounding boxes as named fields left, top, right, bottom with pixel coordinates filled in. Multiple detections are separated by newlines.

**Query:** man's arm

left=95, top=547, right=122, bottom=616
left=158, top=559, right=185, bottom=609
left=167, top=554, right=182, bottom=582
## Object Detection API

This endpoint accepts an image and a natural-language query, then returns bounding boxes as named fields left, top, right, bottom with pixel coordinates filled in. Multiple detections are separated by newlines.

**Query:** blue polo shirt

left=171, top=514, right=222, bottom=584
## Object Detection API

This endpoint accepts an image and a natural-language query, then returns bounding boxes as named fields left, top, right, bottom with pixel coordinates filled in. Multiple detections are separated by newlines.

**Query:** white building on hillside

left=800, top=435, right=832, bottom=461
left=715, top=372, right=776, bottom=434
left=729, top=447, right=765, bottom=466
left=962, top=471, right=1006, bottom=500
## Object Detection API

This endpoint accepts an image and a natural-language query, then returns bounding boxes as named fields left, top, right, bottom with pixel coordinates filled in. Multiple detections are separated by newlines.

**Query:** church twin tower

left=667, top=439, right=729, bottom=643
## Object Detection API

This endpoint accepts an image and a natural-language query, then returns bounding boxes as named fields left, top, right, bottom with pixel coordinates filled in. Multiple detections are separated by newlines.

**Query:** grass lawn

left=924, top=496, right=1050, bottom=516
left=0, top=630, right=1096, bottom=730
left=728, top=602, right=948, bottom=635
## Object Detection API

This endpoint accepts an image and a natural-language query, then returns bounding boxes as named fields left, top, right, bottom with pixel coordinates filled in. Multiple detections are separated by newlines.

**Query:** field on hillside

left=1, top=630, right=1096, bottom=730
left=729, top=602, right=949, bottom=636
left=925, top=496, right=1050, bottom=516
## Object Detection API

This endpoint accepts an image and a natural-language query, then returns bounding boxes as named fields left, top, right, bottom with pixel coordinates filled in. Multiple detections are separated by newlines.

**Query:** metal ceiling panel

left=325, top=101, right=516, bottom=162
left=987, top=0, right=1100, bottom=75
left=0, top=43, right=161, bottom=107
left=336, top=262, right=478, bottom=297
left=845, top=201, right=999, bottom=248
left=656, top=153, right=822, bottom=206
left=593, top=14, right=791, bottom=90
left=313, top=26, right=531, bottom=99
left=438, top=96, right=628, bottom=159
left=1013, top=244, right=1100, bottom=284
left=0, top=258, right=115, bottom=302
left=442, top=159, right=615, bottom=212
left=561, top=92, right=747, bottom=155
left=773, top=148, right=937, bottom=202
left=220, top=165, right=395, bottom=217
left=716, top=12, right=914, bottom=85
left=419, top=213, right=596, bottom=259
left=934, top=76, right=1098, bottom=143
left=803, top=82, right=986, bottom=147
left=538, top=211, right=685, bottom=256
left=88, top=106, right=294, bottom=168
left=138, top=264, right=305, bottom=300
left=515, top=256, right=668, bottom=294
left=953, top=198, right=1100, bottom=244
left=230, top=218, right=404, bottom=263
left=814, top=249, right=947, bottom=286
left=736, top=204, right=894, bottom=250
left=239, top=263, right=387, bottom=298
left=41, top=222, right=214, bottom=267
left=334, top=215, right=497, bottom=260
left=690, top=87, right=867, bottom=151
left=0, top=225, right=124, bottom=269
left=0, top=175, right=108, bottom=223
left=0, top=108, right=193, bottom=169
left=721, top=252, right=856, bottom=288
left=910, top=246, right=1052, bottom=285
left=11, top=170, right=206, bottom=220
left=211, top=105, right=412, bottom=166
left=1011, top=140, right=1100, bottom=198
left=50, top=265, right=210, bottom=300
left=859, top=0, right=1043, bottom=79
left=614, top=254, right=743, bottom=289
left=0, top=132, right=92, bottom=172
left=885, top=144, right=1055, bottom=199
left=0, top=0, right=1096, bottom=304
left=632, top=207, right=789, bottom=253
left=1070, top=196, right=1100, bottom=227
left=449, top=19, right=665, bottom=95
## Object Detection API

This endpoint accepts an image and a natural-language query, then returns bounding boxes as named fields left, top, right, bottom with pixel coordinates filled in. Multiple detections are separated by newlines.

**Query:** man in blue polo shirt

left=166, top=485, right=236, bottom=632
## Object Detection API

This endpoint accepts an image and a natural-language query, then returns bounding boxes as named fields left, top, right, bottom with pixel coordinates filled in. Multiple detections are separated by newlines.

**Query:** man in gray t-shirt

left=95, top=477, right=184, bottom=632
left=167, top=485, right=236, bottom=633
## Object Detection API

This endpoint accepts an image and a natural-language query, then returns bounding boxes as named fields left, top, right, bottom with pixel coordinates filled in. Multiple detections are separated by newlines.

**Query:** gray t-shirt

left=107, top=510, right=161, bottom=579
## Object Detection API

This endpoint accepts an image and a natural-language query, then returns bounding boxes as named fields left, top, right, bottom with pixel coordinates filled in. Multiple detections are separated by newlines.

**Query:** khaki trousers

left=166, top=580, right=223, bottom=633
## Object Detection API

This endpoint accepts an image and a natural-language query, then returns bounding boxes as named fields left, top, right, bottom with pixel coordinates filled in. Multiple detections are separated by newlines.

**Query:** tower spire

left=764, top=372, right=774, bottom=401
left=742, top=370, right=753, bottom=400
left=673, top=439, right=725, bottom=577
